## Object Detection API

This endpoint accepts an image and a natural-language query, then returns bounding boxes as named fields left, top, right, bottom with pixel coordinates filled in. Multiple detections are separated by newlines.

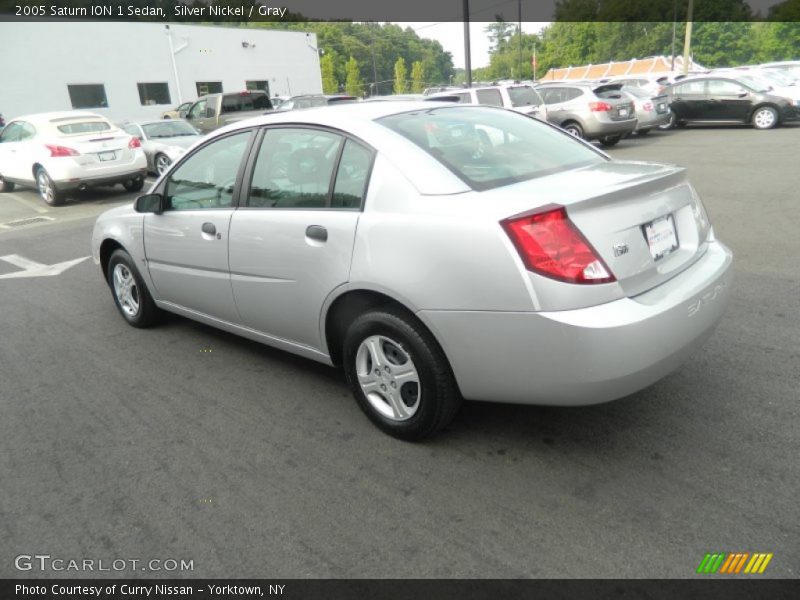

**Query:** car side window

left=540, top=88, right=563, bottom=105
left=247, top=128, right=343, bottom=209
left=0, top=122, right=22, bottom=142
left=707, top=80, right=745, bottom=95
left=332, top=140, right=372, bottom=209
left=675, top=80, right=706, bottom=95
left=564, top=87, right=584, bottom=101
left=164, top=131, right=251, bottom=211
left=122, top=124, right=141, bottom=139
left=187, top=100, right=206, bottom=120
left=453, top=92, right=471, bottom=104
left=476, top=88, right=503, bottom=107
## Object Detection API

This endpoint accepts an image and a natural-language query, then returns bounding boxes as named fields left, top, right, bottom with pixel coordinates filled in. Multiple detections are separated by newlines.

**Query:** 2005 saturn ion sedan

left=92, top=102, right=733, bottom=440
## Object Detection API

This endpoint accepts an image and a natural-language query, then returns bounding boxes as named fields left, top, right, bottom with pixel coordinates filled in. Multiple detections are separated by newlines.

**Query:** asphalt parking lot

left=1, top=124, right=798, bottom=579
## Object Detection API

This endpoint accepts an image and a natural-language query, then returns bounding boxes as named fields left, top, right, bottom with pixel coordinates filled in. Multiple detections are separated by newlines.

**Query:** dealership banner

left=1, top=0, right=798, bottom=22
left=3, top=579, right=800, bottom=600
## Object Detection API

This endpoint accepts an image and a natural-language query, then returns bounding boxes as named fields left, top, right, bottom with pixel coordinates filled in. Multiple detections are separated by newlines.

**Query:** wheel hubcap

left=37, top=172, right=52, bottom=202
left=112, top=264, right=140, bottom=318
left=566, top=127, right=580, bottom=137
left=755, top=110, right=775, bottom=128
left=355, top=335, right=421, bottom=421
left=156, top=156, right=170, bottom=174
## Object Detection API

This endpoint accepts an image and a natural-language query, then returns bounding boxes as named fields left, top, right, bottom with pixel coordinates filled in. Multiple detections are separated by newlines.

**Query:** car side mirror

left=134, top=193, right=163, bottom=214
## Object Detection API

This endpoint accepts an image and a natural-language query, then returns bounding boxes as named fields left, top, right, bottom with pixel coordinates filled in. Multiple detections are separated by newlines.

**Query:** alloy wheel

left=112, top=263, right=140, bottom=318
left=355, top=335, right=421, bottom=421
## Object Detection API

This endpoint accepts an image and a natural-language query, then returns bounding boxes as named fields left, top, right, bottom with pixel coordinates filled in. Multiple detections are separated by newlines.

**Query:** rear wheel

left=36, top=167, right=65, bottom=206
left=122, top=178, right=144, bottom=192
left=658, top=111, right=676, bottom=130
left=599, top=135, right=622, bottom=147
left=107, top=249, right=162, bottom=328
left=0, top=174, right=14, bottom=192
left=562, top=122, right=584, bottom=139
left=752, top=106, right=778, bottom=130
left=342, top=308, right=462, bottom=441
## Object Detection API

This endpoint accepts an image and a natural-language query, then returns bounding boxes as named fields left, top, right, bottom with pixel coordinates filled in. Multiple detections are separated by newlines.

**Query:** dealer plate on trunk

left=643, top=214, right=678, bottom=261
left=98, top=151, right=116, bottom=162
left=619, top=108, right=628, bottom=117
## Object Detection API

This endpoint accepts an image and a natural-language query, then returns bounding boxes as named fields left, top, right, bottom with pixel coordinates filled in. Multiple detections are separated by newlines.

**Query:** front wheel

left=107, top=249, right=162, bottom=328
left=342, top=309, right=462, bottom=441
left=752, top=106, right=778, bottom=130
left=154, top=153, right=171, bottom=175
left=599, top=135, right=622, bottom=147
left=36, top=167, right=65, bottom=206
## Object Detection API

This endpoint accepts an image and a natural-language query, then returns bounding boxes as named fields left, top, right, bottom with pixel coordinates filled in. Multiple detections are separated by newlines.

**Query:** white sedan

left=0, top=111, right=147, bottom=206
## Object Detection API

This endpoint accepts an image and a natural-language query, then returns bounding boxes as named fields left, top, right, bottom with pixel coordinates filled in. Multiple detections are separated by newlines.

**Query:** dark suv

left=664, top=76, right=798, bottom=130
left=534, top=82, right=638, bottom=146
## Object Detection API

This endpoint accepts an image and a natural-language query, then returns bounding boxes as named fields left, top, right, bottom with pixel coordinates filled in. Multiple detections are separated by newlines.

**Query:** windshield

left=378, top=106, right=605, bottom=191
left=507, top=86, right=542, bottom=107
left=142, top=121, right=199, bottom=138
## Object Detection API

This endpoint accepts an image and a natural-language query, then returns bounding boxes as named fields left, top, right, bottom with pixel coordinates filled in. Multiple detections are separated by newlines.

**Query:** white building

left=0, top=22, right=323, bottom=121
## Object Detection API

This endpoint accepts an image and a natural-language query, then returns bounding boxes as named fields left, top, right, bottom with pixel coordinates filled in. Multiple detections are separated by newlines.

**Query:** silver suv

left=535, top=82, right=638, bottom=146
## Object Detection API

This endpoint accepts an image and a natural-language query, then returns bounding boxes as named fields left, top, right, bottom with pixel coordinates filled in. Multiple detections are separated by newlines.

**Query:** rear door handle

left=306, top=225, right=328, bottom=242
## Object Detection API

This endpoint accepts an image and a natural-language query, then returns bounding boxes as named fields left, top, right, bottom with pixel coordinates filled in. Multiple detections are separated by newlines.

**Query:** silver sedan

left=121, top=119, right=202, bottom=176
left=92, top=102, right=733, bottom=440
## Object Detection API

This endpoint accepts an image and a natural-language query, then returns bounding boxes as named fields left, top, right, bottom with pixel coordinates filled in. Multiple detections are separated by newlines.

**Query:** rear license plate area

left=618, top=108, right=629, bottom=117
left=98, top=151, right=116, bottom=162
left=642, top=213, right=679, bottom=261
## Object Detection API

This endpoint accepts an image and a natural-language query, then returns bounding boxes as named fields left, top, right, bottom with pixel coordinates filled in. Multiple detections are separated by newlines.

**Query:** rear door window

left=247, top=128, right=343, bottom=209
left=475, top=88, right=503, bottom=107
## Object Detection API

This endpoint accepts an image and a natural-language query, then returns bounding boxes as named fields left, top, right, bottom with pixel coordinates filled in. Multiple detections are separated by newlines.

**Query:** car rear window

left=378, top=106, right=605, bottom=191
left=507, top=86, right=542, bottom=107
left=221, top=93, right=272, bottom=114
left=56, top=121, right=112, bottom=134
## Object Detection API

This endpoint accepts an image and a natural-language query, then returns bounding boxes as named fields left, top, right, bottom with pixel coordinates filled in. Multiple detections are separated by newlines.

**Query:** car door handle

left=201, top=222, right=217, bottom=235
left=306, top=225, right=328, bottom=242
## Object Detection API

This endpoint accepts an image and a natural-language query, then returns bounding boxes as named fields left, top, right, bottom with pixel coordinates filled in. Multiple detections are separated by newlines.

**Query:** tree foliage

left=411, top=61, right=426, bottom=93
left=393, top=57, right=408, bottom=94
left=345, top=56, right=364, bottom=97
left=320, top=53, right=338, bottom=94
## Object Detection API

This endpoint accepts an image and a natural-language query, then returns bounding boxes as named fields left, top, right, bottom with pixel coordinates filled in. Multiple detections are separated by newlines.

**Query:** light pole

left=463, top=0, right=472, bottom=87
left=682, top=0, right=694, bottom=75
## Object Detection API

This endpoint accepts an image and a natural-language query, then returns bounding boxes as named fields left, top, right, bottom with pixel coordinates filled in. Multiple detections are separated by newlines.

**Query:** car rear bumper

left=47, top=153, right=148, bottom=189
left=636, top=111, right=671, bottom=130
left=419, top=240, right=733, bottom=406
left=53, top=168, right=147, bottom=191
left=584, top=117, right=638, bottom=139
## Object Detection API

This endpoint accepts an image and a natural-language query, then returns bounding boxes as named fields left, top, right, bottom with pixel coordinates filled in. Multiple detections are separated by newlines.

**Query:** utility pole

left=517, top=0, right=522, bottom=81
left=670, top=0, right=677, bottom=71
left=682, top=0, right=694, bottom=75
left=463, top=0, right=472, bottom=87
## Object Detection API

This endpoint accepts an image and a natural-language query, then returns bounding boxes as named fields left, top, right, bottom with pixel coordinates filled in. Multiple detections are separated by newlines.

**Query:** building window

left=67, top=84, right=108, bottom=109
left=137, top=82, right=171, bottom=106
left=196, top=81, right=223, bottom=96
left=246, top=80, right=270, bottom=95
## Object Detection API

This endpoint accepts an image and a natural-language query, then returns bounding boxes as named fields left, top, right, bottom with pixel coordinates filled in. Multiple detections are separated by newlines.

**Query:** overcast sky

left=392, top=22, right=549, bottom=69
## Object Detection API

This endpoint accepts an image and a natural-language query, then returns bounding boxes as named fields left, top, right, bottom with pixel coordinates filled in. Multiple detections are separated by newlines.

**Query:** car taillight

left=128, top=137, right=141, bottom=149
left=500, top=206, right=615, bottom=284
left=588, top=101, right=613, bottom=112
left=643, top=102, right=654, bottom=111
left=45, top=144, right=79, bottom=157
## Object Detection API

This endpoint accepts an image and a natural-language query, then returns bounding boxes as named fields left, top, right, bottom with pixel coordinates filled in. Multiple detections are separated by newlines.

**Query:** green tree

left=320, top=53, right=338, bottom=94
left=345, top=56, right=364, bottom=96
left=393, top=57, right=408, bottom=94
left=484, top=20, right=517, bottom=52
left=410, top=61, right=425, bottom=93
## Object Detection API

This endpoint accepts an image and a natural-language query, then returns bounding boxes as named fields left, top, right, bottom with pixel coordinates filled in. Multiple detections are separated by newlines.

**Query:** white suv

left=0, top=111, right=147, bottom=206
left=429, top=84, right=547, bottom=120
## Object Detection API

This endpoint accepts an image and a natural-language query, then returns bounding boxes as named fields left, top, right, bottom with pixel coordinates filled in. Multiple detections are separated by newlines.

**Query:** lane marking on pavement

left=0, top=254, right=90, bottom=279
left=4, top=192, right=49, bottom=214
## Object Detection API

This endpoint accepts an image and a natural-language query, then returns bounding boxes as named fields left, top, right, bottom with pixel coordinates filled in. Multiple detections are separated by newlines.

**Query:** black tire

left=751, top=105, right=778, bottom=130
left=106, top=249, right=162, bottom=328
left=658, top=111, right=676, bottom=130
left=562, top=121, right=584, bottom=139
left=599, top=135, right=622, bottom=147
left=35, top=167, right=65, bottom=206
left=122, top=178, right=145, bottom=192
left=342, top=308, right=462, bottom=441
left=0, top=174, right=14, bottom=192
